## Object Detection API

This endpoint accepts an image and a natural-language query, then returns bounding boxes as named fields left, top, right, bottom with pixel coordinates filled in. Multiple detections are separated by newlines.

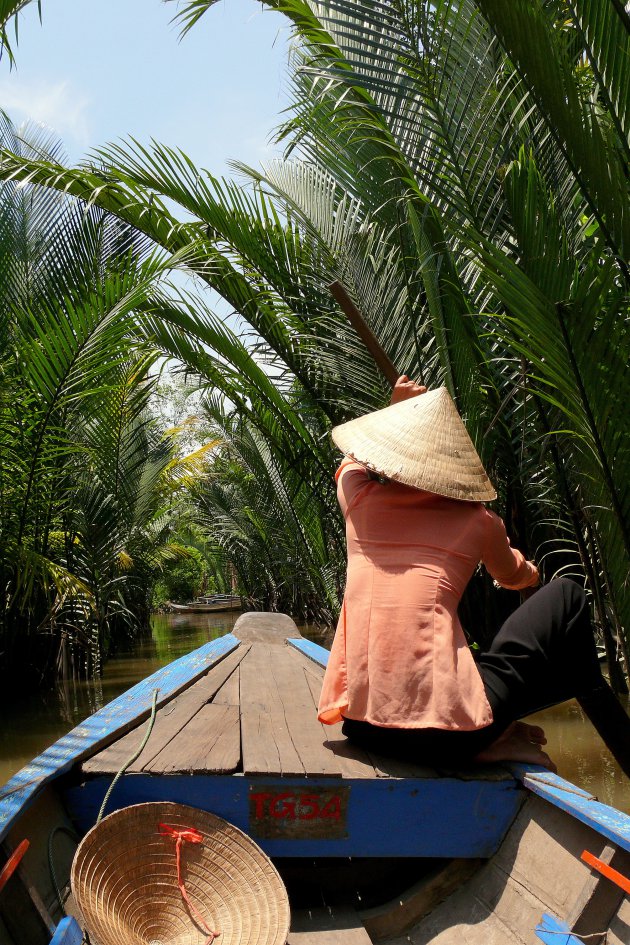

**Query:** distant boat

left=2, top=611, right=630, bottom=944
left=168, top=593, right=243, bottom=613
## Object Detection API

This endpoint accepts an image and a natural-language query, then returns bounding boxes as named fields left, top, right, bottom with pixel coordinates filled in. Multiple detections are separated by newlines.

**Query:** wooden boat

left=1, top=611, right=629, bottom=944
left=168, top=594, right=243, bottom=613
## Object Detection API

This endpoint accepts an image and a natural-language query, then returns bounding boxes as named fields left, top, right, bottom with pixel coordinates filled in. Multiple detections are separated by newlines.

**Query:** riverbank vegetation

left=0, top=0, right=628, bottom=694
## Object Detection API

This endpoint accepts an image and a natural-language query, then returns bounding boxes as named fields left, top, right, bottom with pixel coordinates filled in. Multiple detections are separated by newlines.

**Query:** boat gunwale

left=287, top=637, right=329, bottom=668
left=509, top=762, right=630, bottom=854
left=0, top=633, right=241, bottom=844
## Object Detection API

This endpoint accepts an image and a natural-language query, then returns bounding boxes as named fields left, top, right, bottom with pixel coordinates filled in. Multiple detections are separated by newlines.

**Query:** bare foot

left=512, top=721, right=547, bottom=745
left=474, top=724, right=556, bottom=771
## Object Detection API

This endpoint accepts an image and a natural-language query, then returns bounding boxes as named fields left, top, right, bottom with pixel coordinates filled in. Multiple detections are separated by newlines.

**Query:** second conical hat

left=331, top=387, right=496, bottom=502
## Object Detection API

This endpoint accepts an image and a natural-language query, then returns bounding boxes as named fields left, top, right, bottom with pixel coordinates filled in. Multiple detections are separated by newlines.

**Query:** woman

left=318, top=377, right=630, bottom=774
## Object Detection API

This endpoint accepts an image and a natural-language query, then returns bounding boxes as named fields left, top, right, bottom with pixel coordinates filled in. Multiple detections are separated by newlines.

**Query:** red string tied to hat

left=159, top=823, right=221, bottom=942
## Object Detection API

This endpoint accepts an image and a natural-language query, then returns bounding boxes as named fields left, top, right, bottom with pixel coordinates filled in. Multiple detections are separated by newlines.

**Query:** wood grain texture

left=146, top=704, right=241, bottom=774
left=296, top=651, right=438, bottom=781
left=269, top=649, right=341, bottom=778
left=510, top=764, right=630, bottom=854
left=240, top=644, right=356, bottom=777
left=568, top=843, right=630, bottom=937
left=82, top=646, right=248, bottom=775
left=212, top=665, right=240, bottom=705
left=301, top=666, right=377, bottom=779
left=240, top=645, right=310, bottom=776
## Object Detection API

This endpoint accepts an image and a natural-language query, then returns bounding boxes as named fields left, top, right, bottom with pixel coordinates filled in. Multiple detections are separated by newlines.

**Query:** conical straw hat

left=331, top=387, right=496, bottom=502
left=71, top=802, right=290, bottom=945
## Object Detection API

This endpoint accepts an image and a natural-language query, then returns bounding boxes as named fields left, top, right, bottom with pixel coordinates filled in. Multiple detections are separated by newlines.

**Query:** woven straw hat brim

left=332, top=387, right=496, bottom=502
left=71, top=802, right=290, bottom=945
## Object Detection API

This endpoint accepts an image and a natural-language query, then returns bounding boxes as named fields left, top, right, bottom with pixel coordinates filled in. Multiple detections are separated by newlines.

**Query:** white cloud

left=0, top=77, right=91, bottom=148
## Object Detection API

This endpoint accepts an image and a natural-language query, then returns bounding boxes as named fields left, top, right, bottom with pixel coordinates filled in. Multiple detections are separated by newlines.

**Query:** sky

left=0, top=0, right=291, bottom=174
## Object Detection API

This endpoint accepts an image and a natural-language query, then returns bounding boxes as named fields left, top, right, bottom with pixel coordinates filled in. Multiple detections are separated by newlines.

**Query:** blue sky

left=0, top=0, right=290, bottom=174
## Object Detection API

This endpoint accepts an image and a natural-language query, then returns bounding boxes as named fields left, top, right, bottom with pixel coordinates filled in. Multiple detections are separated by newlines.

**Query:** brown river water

left=1, top=612, right=629, bottom=813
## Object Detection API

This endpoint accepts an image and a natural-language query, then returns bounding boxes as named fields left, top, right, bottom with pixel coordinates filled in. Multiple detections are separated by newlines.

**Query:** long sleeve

left=481, top=509, right=539, bottom=590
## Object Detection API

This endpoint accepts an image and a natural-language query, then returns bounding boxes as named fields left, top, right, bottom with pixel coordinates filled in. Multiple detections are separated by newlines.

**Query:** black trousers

left=342, top=578, right=605, bottom=765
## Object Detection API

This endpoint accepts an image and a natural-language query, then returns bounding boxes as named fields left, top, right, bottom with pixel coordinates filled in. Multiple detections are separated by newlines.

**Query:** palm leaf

left=565, top=0, right=630, bottom=158
left=476, top=0, right=630, bottom=266
left=0, top=0, right=40, bottom=63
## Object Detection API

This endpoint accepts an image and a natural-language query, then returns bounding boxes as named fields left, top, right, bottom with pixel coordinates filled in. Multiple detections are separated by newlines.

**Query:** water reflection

left=527, top=698, right=630, bottom=812
left=1, top=614, right=629, bottom=815
left=0, top=612, right=239, bottom=786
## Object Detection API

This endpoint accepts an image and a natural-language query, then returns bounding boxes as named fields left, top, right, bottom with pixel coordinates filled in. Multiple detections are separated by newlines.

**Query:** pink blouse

left=318, top=462, right=539, bottom=730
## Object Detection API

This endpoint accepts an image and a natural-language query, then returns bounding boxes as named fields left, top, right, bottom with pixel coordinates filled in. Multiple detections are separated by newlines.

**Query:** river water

left=1, top=612, right=629, bottom=813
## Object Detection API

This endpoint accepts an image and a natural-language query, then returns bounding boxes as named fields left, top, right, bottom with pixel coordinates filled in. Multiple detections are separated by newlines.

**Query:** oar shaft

left=328, top=280, right=399, bottom=388
left=577, top=683, right=630, bottom=779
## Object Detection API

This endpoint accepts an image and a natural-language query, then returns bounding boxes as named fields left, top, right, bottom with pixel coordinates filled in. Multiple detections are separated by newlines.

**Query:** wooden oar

left=577, top=684, right=630, bottom=780
left=328, top=280, right=399, bottom=387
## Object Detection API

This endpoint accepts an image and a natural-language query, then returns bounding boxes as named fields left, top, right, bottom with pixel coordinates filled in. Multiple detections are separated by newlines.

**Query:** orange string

left=159, top=824, right=220, bottom=941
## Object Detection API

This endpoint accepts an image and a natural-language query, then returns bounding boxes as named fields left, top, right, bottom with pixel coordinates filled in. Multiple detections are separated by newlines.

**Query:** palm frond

left=476, top=0, right=630, bottom=266
left=0, top=0, right=40, bottom=64
left=565, top=0, right=630, bottom=159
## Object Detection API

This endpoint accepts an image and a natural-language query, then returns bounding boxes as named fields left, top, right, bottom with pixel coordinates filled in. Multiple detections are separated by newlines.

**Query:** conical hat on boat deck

left=71, top=801, right=290, bottom=945
left=331, top=386, right=497, bottom=502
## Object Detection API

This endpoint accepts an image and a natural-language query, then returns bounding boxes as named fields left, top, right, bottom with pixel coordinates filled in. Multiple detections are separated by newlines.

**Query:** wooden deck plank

left=240, top=645, right=306, bottom=776
left=270, top=649, right=342, bottom=778
left=301, top=666, right=378, bottom=779
left=82, top=646, right=248, bottom=775
left=212, top=665, right=240, bottom=705
left=145, top=704, right=240, bottom=774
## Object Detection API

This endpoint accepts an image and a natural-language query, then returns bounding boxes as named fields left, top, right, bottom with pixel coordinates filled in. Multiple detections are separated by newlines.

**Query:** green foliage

left=154, top=545, right=209, bottom=604
left=191, top=395, right=344, bottom=624
left=0, top=114, right=216, bottom=688
left=167, top=0, right=630, bottom=677
left=1, top=0, right=629, bottom=690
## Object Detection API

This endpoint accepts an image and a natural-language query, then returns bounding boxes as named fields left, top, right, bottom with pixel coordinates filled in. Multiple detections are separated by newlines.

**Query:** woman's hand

left=390, top=375, right=427, bottom=404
